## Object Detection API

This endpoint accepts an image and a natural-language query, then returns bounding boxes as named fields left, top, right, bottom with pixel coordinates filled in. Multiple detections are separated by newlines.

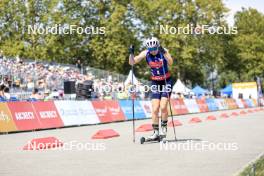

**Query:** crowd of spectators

left=0, top=56, right=148, bottom=101
left=1, top=55, right=218, bottom=102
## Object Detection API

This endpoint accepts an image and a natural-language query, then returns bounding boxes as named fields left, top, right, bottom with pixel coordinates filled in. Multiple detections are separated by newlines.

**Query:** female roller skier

left=129, top=37, right=173, bottom=141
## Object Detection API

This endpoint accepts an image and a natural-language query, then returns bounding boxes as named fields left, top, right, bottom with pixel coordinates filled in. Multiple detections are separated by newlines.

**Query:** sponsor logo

left=39, top=111, right=57, bottom=119
left=122, top=105, right=144, bottom=113
left=95, top=108, right=107, bottom=114
left=0, top=111, right=10, bottom=122
left=108, top=107, right=121, bottom=115
left=15, top=112, right=34, bottom=120
left=60, top=107, right=96, bottom=117
left=144, top=104, right=151, bottom=113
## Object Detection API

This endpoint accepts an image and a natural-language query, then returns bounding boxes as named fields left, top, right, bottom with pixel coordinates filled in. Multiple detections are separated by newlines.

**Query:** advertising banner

left=215, top=99, right=229, bottom=110
left=245, top=99, right=254, bottom=108
left=251, top=99, right=258, bottom=107
left=139, top=101, right=152, bottom=118
left=235, top=99, right=245, bottom=108
left=170, top=99, right=189, bottom=115
left=196, top=99, right=209, bottom=112
left=225, top=99, right=238, bottom=109
left=232, top=82, right=258, bottom=99
left=32, top=101, right=64, bottom=129
left=183, top=99, right=200, bottom=113
left=241, top=99, right=249, bottom=108
left=205, top=99, right=218, bottom=111
left=0, top=103, right=17, bottom=132
left=119, top=100, right=146, bottom=120
left=92, top=100, right=125, bottom=123
left=54, top=101, right=100, bottom=126
left=7, top=102, right=41, bottom=131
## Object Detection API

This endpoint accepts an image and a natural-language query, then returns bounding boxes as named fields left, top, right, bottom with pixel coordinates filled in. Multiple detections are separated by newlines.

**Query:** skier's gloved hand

left=129, top=45, right=135, bottom=55
left=158, top=46, right=166, bottom=54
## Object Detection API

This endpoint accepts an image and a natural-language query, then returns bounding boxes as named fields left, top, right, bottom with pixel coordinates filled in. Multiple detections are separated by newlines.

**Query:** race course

left=0, top=108, right=264, bottom=176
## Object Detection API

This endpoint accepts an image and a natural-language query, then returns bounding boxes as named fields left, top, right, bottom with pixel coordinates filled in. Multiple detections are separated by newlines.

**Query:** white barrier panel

left=235, top=99, right=244, bottom=108
left=54, top=101, right=100, bottom=126
left=183, top=99, right=200, bottom=113
left=139, top=101, right=152, bottom=118
left=215, top=99, right=228, bottom=110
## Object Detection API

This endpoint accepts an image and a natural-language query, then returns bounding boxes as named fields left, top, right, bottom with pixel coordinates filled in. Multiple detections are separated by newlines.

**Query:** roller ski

left=140, top=130, right=161, bottom=144
left=140, top=122, right=167, bottom=144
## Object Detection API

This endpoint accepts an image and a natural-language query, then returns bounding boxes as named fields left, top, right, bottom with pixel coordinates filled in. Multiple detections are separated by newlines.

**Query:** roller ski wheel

left=140, top=136, right=161, bottom=144
left=160, top=135, right=167, bottom=143
left=140, top=137, right=145, bottom=144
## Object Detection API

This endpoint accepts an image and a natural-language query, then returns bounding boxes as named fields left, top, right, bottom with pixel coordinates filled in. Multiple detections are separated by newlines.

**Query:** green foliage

left=239, top=155, right=264, bottom=176
left=233, top=8, right=264, bottom=79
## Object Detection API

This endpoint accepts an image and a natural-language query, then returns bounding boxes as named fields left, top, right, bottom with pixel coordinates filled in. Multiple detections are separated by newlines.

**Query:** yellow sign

left=232, top=82, right=257, bottom=89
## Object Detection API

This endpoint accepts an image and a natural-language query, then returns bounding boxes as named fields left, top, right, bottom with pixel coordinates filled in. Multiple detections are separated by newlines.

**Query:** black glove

left=159, top=46, right=166, bottom=54
left=129, top=45, right=135, bottom=55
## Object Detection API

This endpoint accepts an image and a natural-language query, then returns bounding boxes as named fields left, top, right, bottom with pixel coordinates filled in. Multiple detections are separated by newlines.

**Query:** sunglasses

left=148, top=47, right=158, bottom=51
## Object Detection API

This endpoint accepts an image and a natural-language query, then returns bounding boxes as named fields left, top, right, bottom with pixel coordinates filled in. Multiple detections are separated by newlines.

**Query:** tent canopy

left=221, top=84, right=232, bottom=95
left=124, top=70, right=140, bottom=85
left=192, top=85, right=207, bottom=95
left=172, top=79, right=191, bottom=94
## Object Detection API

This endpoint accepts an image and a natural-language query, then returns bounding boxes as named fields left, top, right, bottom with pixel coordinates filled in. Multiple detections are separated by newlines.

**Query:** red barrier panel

left=170, top=99, right=189, bottom=115
left=32, top=101, right=64, bottom=129
left=92, top=100, right=125, bottom=123
left=241, top=100, right=249, bottom=108
left=0, top=103, right=17, bottom=132
left=196, top=99, right=209, bottom=112
left=8, top=102, right=41, bottom=131
left=105, top=100, right=125, bottom=121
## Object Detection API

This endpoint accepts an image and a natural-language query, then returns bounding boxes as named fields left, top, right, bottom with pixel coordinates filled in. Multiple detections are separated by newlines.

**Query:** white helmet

left=145, top=37, right=160, bottom=48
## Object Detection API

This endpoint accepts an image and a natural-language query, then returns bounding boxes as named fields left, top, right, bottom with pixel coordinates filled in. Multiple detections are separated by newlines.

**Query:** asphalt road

left=0, top=108, right=263, bottom=176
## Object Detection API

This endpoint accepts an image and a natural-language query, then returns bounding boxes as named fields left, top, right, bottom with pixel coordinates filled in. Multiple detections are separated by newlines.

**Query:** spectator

left=0, top=84, right=6, bottom=98
left=3, top=87, right=10, bottom=99
left=76, top=59, right=83, bottom=73
left=116, top=87, right=128, bottom=99
left=44, top=89, right=52, bottom=101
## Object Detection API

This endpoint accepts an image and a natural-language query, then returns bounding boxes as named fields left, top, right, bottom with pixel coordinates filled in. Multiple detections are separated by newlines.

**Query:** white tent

left=172, top=79, right=191, bottom=94
left=124, top=70, right=140, bottom=85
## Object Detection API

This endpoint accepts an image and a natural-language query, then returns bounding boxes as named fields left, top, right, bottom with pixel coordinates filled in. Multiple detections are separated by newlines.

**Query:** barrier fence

left=0, top=98, right=263, bottom=133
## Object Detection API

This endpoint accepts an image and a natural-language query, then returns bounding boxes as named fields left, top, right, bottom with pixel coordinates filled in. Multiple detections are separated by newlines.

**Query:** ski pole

left=160, top=50, right=177, bottom=141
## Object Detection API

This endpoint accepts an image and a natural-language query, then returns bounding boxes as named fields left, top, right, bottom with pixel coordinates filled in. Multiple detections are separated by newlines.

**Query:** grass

left=239, top=155, right=264, bottom=176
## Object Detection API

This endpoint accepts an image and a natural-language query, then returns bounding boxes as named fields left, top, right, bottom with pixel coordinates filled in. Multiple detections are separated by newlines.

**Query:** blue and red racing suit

left=146, top=51, right=172, bottom=99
